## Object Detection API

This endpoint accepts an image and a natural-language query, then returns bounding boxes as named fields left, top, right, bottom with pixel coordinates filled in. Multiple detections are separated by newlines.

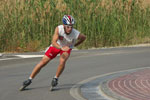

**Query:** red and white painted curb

left=108, top=68, right=150, bottom=100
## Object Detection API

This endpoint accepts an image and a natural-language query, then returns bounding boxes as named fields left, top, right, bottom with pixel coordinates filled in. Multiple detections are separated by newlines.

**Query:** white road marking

left=15, top=55, right=44, bottom=58
left=0, top=58, right=21, bottom=61
left=0, top=55, right=44, bottom=61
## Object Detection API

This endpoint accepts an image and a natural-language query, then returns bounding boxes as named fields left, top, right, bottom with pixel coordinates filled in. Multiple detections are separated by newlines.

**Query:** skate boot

left=50, top=78, right=58, bottom=91
left=19, top=79, right=32, bottom=91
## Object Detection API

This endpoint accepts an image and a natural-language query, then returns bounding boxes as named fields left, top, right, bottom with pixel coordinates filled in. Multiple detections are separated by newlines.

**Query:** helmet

left=62, top=15, right=75, bottom=25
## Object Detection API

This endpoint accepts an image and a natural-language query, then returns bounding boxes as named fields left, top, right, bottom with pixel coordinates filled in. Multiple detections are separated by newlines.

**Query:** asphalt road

left=0, top=46, right=150, bottom=100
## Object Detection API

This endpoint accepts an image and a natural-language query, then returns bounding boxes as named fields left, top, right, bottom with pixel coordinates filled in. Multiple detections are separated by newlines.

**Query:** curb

left=0, top=53, right=3, bottom=57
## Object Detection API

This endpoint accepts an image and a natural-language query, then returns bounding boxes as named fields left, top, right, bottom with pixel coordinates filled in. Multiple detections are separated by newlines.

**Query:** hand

left=61, top=46, right=70, bottom=51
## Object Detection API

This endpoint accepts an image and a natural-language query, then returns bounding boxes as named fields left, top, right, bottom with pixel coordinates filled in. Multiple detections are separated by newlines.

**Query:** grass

left=0, top=0, right=150, bottom=52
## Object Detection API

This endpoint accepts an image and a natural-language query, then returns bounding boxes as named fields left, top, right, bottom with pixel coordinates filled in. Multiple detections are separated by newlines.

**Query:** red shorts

left=45, top=46, right=72, bottom=59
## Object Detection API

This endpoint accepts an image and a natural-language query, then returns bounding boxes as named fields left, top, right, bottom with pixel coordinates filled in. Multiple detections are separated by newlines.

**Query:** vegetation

left=0, top=0, right=150, bottom=52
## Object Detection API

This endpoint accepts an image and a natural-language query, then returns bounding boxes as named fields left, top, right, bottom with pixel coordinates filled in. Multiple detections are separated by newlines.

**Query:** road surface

left=0, top=46, right=149, bottom=100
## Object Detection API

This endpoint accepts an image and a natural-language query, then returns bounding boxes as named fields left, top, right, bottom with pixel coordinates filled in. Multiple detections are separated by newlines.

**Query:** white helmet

left=62, top=15, right=75, bottom=25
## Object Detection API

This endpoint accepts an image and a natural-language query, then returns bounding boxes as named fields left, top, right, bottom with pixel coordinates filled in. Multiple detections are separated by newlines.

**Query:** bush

left=0, top=0, right=150, bottom=52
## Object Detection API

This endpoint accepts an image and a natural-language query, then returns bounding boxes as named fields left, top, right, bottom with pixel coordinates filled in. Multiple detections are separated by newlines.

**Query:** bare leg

left=30, top=55, right=51, bottom=79
left=20, top=55, right=51, bottom=91
left=55, top=52, right=70, bottom=78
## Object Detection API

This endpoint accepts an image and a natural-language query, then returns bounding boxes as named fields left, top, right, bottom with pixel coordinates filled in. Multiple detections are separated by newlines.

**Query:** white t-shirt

left=53, top=25, right=80, bottom=49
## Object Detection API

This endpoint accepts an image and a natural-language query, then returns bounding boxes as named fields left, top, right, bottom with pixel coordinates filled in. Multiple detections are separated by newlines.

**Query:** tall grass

left=0, top=0, right=150, bottom=52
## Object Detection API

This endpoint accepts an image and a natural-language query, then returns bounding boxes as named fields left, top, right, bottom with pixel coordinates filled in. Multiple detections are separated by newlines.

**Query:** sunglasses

left=65, top=25, right=73, bottom=28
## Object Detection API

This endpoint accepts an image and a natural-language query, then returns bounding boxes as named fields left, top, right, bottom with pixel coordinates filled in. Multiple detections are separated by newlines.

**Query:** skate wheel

left=50, top=86, right=54, bottom=91
left=19, top=86, right=26, bottom=91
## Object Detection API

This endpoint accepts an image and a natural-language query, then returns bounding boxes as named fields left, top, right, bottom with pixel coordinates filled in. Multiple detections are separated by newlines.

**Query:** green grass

left=0, top=0, right=150, bottom=52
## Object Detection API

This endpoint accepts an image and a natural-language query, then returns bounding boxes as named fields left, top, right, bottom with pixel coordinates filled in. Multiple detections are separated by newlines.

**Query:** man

left=20, top=15, right=86, bottom=91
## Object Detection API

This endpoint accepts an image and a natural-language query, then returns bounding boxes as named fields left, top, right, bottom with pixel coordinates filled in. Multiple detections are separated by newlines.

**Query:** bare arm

left=52, top=27, right=62, bottom=49
left=74, top=34, right=86, bottom=47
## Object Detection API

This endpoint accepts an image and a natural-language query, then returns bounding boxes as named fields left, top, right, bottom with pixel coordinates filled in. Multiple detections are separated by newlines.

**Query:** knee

left=61, top=53, right=70, bottom=60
